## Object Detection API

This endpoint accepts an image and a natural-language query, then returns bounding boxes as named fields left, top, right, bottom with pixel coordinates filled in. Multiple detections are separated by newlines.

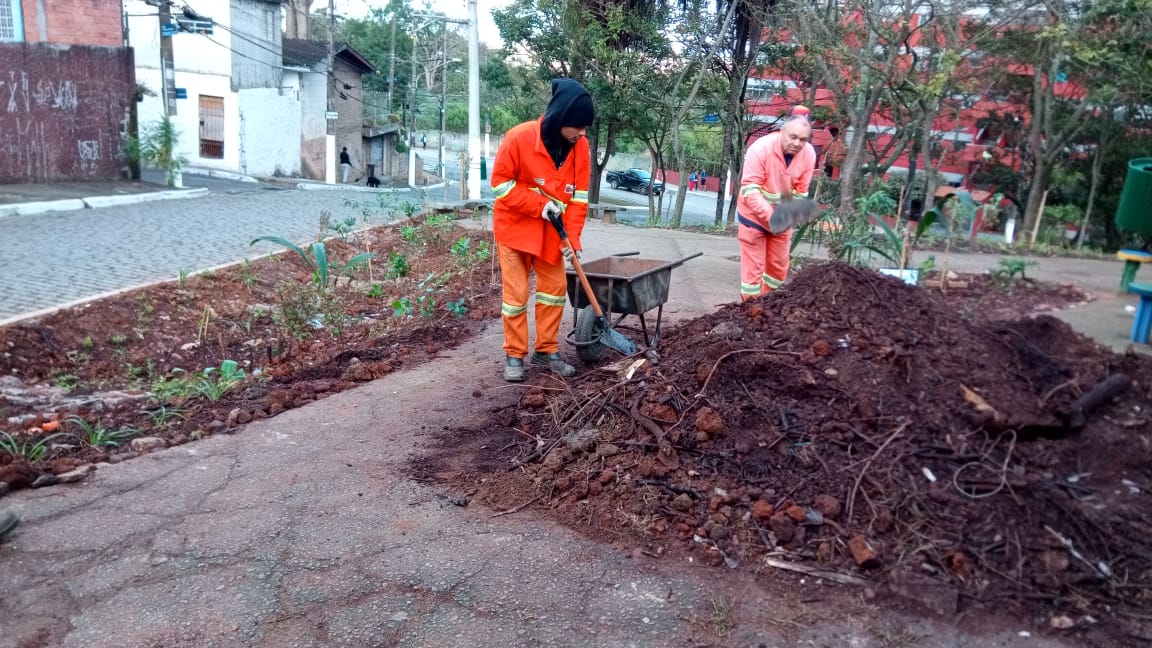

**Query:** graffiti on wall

left=1, top=72, right=80, bottom=113
left=0, top=44, right=134, bottom=183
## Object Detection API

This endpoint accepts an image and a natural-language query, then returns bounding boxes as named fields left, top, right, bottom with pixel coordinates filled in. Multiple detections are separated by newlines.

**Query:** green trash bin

left=480, top=156, right=488, bottom=181
left=1116, top=158, right=1152, bottom=234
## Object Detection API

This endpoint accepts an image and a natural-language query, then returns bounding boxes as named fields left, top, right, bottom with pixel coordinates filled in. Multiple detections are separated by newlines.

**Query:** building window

left=0, top=0, right=25, bottom=42
left=198, top=95, right=225, bottom=159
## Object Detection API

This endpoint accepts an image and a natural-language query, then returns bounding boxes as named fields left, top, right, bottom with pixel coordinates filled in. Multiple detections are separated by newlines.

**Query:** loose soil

left=418, top=261, right=1147, bottom=647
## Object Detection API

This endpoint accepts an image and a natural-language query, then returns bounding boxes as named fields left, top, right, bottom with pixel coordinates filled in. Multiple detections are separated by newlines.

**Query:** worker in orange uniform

left=490, top=79, right=594, bottom=382
left=736, top=111, right=816, bottom=301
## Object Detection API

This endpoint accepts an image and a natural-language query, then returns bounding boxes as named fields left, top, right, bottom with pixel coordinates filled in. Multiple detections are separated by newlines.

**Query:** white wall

left=239, top=86, right=301, bottom=176
left=299, top=69, right=328, bottom=180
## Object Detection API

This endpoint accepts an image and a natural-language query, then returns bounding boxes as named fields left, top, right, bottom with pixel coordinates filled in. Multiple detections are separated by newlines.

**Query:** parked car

left=606, top=168, right=664, bottom=196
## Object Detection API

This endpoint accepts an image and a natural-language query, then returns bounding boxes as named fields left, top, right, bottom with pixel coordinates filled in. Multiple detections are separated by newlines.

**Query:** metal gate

left=198, top=95, right=225, bottom=158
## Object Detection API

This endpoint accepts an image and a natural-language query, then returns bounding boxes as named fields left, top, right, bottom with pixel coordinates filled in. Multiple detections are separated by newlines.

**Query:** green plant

left=367, top=283, right=385, bottom=298
left=141, top=405, right=187, bottom=427
left=474, top=240, right=491, bottom=262
left=917, top=254, right=937, bottom=274
left=837, top=206, right=938, bottom=267
left=177, top=269, right=190, bottom=288
left=250, top=236, right=376, bottom=290
left=991, top=257, right=1038, bottom=283
left=150, top=369, right=197, bottom=402
left=399, top=224, right=419, bottom=243
left=67, top=416, right=139, bottom=448
left=387, top=251, right=410, bottom=279
left=446, top=298, right=468, bottom=319
left=53, top=372, right=79, bottom=392
left=238, top=258, right=257, bottom=292
left=391, top=296, right=413, bottom=317
left=325, top=214, right=359, bottom=242
left=109, top=334, right=128, bottom=346
left=0, top=431, right=69, bottom=460
left=83, top=335, right=94, bottom=349
left=451, top=236, right=472, bottom=258
left=139, top=115, right=188, bottom=187
left=193, top=359, right=246, bottom=401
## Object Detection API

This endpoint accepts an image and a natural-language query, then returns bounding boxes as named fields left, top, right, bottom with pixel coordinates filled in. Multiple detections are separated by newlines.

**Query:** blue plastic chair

left=1129, top=282, right=1152, bottom=343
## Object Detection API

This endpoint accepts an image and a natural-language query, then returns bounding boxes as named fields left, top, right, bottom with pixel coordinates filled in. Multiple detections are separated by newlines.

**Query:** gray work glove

left=541, top=201, right=563, bottom=220
left=561, top=246, right=580, bottom=261
left=768, top=198, right=820, bottom=234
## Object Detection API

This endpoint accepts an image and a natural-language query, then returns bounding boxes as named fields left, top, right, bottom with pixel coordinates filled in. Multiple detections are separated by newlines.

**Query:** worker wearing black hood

left=490, top=79, right=595, bottom=382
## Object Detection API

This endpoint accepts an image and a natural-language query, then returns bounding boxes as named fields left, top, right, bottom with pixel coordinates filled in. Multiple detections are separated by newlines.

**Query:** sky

left=337, top=0, right=512, bottom=48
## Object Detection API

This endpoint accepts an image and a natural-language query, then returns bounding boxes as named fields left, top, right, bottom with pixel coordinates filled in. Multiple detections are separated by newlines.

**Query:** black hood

left=540, top=78, right=594, bottom=169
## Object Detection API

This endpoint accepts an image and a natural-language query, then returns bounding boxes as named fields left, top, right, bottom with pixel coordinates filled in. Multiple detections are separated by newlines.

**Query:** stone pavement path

left=0, top=187, right=421, bottom=322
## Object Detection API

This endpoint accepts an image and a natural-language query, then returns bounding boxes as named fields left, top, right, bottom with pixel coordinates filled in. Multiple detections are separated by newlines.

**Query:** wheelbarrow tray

left=564, top=256, right=676, bottom=315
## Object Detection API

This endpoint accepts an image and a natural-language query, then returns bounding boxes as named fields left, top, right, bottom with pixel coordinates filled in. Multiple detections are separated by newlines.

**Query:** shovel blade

left=769, top=198, right=821, bottom=234
left=600, top=319, right=638, bottom=355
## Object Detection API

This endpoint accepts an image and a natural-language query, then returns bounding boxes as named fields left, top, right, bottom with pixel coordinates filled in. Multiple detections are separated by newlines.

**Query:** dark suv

left=606, top=168, right=664, bottom=196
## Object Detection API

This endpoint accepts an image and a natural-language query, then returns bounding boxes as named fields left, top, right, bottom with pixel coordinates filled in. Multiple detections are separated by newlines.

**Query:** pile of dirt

left=422, top=262, right=1152, bottom=644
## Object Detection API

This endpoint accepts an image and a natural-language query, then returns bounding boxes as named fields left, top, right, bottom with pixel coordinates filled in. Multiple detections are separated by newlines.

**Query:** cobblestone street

left=0, top=187, right=424, bottom=321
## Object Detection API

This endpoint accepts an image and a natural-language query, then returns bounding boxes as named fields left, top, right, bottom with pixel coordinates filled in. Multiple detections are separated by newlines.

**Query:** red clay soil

left=419, top=262, right=1150, bottom=646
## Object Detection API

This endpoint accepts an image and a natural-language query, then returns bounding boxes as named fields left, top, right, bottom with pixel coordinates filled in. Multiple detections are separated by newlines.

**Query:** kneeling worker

left=490, top=79, right=594, bottom=382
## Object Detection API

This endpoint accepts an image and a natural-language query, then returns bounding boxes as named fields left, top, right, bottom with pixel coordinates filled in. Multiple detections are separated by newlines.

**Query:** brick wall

left=20, top=0, right=124, bottom=47
left=0, top=42, right=136, bottom=182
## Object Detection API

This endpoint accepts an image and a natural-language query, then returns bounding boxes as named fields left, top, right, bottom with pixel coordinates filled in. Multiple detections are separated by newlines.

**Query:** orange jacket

left=491, top=118, right=590, bottom=266
left=737, top=131, right=816, bottom=230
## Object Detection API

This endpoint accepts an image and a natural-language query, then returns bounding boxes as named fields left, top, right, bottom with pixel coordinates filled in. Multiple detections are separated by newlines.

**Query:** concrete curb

left=295, top=181, right=445, bottom=193
left=183, top=167, right=260, bottom=183
left=82, top=188, right=210, bottom=209
left=0, top=199, right=86, bottom=218
left=0, top=188, right=209, bottom=220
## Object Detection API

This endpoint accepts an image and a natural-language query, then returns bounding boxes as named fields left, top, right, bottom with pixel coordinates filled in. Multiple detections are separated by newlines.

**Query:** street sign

left=174, top=88, right=187, bottom=99
left=325, top=111, right=339, bottom=120
left=177, top=18, right=214, bottom=35
left=160, top=23, right=178, bottom=37
left=702, top=114, right=720, bottom=124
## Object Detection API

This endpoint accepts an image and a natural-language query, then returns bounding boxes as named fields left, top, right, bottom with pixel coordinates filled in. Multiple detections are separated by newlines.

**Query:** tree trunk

left=587, top=121, right=615, bottom=204
left=1078, top=139, right=1105, bottom=249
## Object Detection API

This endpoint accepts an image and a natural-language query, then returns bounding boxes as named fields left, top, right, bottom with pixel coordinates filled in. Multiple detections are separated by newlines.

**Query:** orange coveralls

left=736, top=131, right=816, bottom=300
left=490, top=118, right=590, bottom=358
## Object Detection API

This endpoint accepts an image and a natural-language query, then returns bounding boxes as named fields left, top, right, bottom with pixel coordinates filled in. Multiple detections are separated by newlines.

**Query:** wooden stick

left=763, top=557, right=870, bottom=586
left=490, top=495, right=543, bottom=518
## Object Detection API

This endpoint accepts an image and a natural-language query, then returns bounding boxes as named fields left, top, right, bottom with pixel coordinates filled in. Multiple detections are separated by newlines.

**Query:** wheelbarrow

left=563, top=250, right=703, bottom=364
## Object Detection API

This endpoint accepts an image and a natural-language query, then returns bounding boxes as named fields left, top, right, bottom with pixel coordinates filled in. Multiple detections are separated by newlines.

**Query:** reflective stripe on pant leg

left=761, top=228, right=792, bottom=294
left=532, top=255, right=568, bottom=354
left=738, top=223, right=768, bottom=300
left=497, top=243, right=531, bottom=358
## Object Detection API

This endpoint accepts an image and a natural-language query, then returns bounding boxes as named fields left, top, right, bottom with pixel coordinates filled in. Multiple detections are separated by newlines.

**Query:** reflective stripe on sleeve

left=493, top=180, right=516, bottom=199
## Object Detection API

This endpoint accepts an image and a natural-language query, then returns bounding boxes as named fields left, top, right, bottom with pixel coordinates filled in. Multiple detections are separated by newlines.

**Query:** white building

left=125, top=0, right=302, bottom=178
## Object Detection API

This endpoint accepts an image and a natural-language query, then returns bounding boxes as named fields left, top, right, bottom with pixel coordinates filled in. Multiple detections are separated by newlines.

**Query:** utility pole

left=466, top=0, right=481, bottom=200
left=408, top=32, right=419, bottom=187
left=438, top=21, right=447, bottom=180
left=325, top=0, right=337, bottom=184
left=386, top=14, right=397, bottom=114
left=158, top=0, right=176, bottom=117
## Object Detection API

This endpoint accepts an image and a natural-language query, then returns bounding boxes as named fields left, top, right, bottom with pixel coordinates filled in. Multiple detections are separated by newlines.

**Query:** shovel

left=768, top=197, right=821, bottom=234
left=546, top=211, right=638, bottom=356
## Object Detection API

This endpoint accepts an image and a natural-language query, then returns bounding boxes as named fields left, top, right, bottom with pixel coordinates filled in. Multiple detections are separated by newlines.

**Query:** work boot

left=503, top=356, right=525, bottom=383
left=532, top=352, right=576, bottom=377
left=0, top=509, right=19, bottom=540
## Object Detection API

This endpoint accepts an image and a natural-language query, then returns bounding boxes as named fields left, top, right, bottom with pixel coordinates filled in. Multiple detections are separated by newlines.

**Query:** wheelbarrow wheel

left=575, top=306, right=609, bottom=364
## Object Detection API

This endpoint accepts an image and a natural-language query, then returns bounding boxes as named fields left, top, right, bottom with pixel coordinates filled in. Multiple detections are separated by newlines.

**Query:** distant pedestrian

left=700, top=169, right=708, bottom=191
left=421, top=134, right=427, bottom=149
left=689, top=171, right=698, bottom=191
left=339, top=147, right=351, bottom=184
